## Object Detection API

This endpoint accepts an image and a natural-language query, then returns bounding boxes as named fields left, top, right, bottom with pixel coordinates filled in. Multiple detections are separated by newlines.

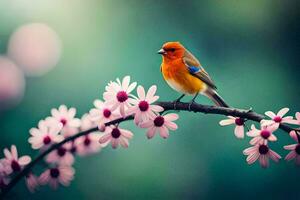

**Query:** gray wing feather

left=183, top=49, right=217, bottom=89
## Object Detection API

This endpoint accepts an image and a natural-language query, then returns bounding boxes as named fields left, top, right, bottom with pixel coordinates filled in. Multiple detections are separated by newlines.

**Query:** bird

left=158, top=41, right=229, bottom=109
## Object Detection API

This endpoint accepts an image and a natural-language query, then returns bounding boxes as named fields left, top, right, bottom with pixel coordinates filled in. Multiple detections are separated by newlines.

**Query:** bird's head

left=158, top=42, right=185, bottom=60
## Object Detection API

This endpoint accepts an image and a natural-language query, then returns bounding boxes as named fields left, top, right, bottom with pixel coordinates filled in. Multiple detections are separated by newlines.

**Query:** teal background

left=0, top=0, right=300, bottom=199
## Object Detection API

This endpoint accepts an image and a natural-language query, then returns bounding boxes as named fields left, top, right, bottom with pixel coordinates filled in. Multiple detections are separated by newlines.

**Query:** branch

left=0, top=101, right=295, bottom=198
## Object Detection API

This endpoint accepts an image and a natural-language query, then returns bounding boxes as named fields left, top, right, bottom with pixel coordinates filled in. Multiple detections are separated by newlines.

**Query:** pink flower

left=89, top=100, right=119, bottom=128
left=47, top=105, right=81, bottom=137
left=128, top=85, right=164, bottom=125
left=46, top=143, right=74, bottom=165
left=28, top=120, right=64, bottom=150
left=99, top=126, right=133, bottom=149
left=75, top=133, right=102, bottom=156
left=140, top=113, right=179, bottom=139
left=247, top=124, right=277, bottom=145
left=103, top=76, right=137, bottom=117
left=219, top=116, right=245, bottom=139
left=3, top=145, right=31, bottom=173
left=39, top=165, right=75, bottom=189
left=261, top=108, right=297, bottom=129
left=284, top=131, right=300, bottom=165
left=25, top=173, right=39, bottom=193
left=80, top=114, right=97, bottom=131
left=243, top=142, right=281, bottom=168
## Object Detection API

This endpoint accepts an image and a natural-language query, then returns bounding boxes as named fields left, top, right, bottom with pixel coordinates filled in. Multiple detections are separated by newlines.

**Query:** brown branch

left=0, top=101, right=295, bottom=198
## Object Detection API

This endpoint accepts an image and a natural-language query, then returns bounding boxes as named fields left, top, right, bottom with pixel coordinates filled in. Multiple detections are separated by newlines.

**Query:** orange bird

left=158, top=41, right=228, bottom=109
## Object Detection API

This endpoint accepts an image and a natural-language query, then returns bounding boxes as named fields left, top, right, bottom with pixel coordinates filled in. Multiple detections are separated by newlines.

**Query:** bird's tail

left=204, top=89, right=229, bottom=108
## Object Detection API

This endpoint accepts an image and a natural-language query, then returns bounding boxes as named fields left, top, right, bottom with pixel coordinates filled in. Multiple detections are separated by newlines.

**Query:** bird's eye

left=169, top=48, right=176, bottom=52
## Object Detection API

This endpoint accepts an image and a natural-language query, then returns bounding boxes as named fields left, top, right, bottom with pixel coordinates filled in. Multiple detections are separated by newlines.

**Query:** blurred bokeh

left=0, top=0, right=299, bottom=199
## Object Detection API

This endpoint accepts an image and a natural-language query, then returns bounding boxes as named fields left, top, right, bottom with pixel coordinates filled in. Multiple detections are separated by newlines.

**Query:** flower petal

left=146, top=85, right=157, bottom=101
left=164, top=121, right=178, bottom=131
left=285, top=151, right=296, bottom=161
left=234, top=125, right=244, bottom=139
left=284, top=144, right=297, bottom=150
left=11, top=145, right=18, bottom=160
left=146, top=127, right=156, bottom=139
left=159, top=126, right=169, bottom=139
left=265, top=111, right=275, bottom=118
left=219, top=119, right=235, bottom=126
left=164, top=113, right=179, bottom=121
left=99, top=133, right=111, bottom=144
left=137, top=85, right=145, bottom=100
left=246, top=152, right=259, bottom=164
left=18, top=156, right=31, bottom=165
left=259, top=155, right=269, bottom=168
left=277, top=108, right=289, bottom=117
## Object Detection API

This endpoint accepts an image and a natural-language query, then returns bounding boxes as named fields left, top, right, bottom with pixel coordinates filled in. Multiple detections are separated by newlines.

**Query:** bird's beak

left=157, top=48, right=166, bottom=55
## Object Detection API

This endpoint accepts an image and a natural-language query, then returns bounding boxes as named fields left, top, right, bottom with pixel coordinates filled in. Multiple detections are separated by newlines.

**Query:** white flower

left=128, top=85, right=164, bottom=125
left=243, top=142, right=281, bottom=168
left=28, top=120, right=64, bottom=150
left=261, top=108, right=297, bottom=129
left=247, top=124, right=277, bottom=145
left=75, top=133, right=103, bottom=156
left=103, top=76, right=137, bottom=117
left=46, top=105, right=81, bottom=137
left=219, top=116, right=245, bottom=139
left=46, top=143, right=74, bottom=166
left=99, top=126, right=133, bottom=149
left=140, top=113, right=179, bottom=139
left=2, top=145, right=31, bottom=173
left=39, top=165, right=75, bottom=189
left=89, top=100, right=119, bottom=129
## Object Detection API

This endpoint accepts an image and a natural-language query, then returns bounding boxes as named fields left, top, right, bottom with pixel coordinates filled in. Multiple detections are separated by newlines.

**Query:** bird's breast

left=161, top=60, right=207, bottom=95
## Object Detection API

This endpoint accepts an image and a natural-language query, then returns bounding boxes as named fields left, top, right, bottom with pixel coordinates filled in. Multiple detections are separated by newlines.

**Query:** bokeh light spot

left=8, top=23, right=62, bottom=76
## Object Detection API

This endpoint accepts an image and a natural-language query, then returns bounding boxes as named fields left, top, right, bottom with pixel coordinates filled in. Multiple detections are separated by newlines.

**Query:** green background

left=0, top=0, right=299, bottom=199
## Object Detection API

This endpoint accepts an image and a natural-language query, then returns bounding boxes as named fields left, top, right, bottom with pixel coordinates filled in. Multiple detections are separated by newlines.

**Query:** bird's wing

left=183, top=49, right=217, bottom=90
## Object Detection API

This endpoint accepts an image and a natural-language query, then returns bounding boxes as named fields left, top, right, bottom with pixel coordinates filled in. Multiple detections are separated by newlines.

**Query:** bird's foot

left=172, top=94, right=185, bottom=110
left=188, top=101, right=195, bottom=111
left=172, top=100, right=180, bottom=110
left=246, top=107, right=253, bottom=113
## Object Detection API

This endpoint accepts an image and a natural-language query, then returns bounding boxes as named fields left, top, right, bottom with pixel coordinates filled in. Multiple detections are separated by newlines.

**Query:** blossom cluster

left=220, top=108, right=300, bottom=168
left=0, top=76, right=179, bottom=193
left=0, top=75, right=299, bottom=196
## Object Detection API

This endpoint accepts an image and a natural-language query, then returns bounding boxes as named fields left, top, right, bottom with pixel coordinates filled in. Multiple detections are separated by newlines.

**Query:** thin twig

left=0, top=101, right=295, bottom=198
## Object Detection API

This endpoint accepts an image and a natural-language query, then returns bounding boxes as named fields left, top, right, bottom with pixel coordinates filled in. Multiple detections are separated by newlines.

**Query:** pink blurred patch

left=0, top=56, right=25, bottom=109
left=8, top=23, right=62, bottom=76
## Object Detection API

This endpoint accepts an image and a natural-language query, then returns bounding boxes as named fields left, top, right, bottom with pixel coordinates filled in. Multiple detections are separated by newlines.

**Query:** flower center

left=84, top=137, right=91, bottom=146
left=260, top=130, right=271, bottom=139
left=138, top=100, right=149, bottom=112
left=235, top=118, right=244, bottom=126
left=103, top=109, right=111, bottom=118
left=154, top=116, right=165, bottom=127
left=70, top=146, right=77, bottom=153
left=258, top=145, right=269, bottom=155
left=111, top=128, right=121, bottom=138
left=43, top=136, right=51, bottom=145
left=116, top=91, right=128, bottom=102
left=273, top=116, right=282, bottom=123
left=295, top=144, right=300, bottom=155
left=60, top=118, right=67, bottom=126
left=11, top=160, right=21, bottom=172
left=50, top=168, right=60, bottom=178
left=57, top=147, right=66, bottom=157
